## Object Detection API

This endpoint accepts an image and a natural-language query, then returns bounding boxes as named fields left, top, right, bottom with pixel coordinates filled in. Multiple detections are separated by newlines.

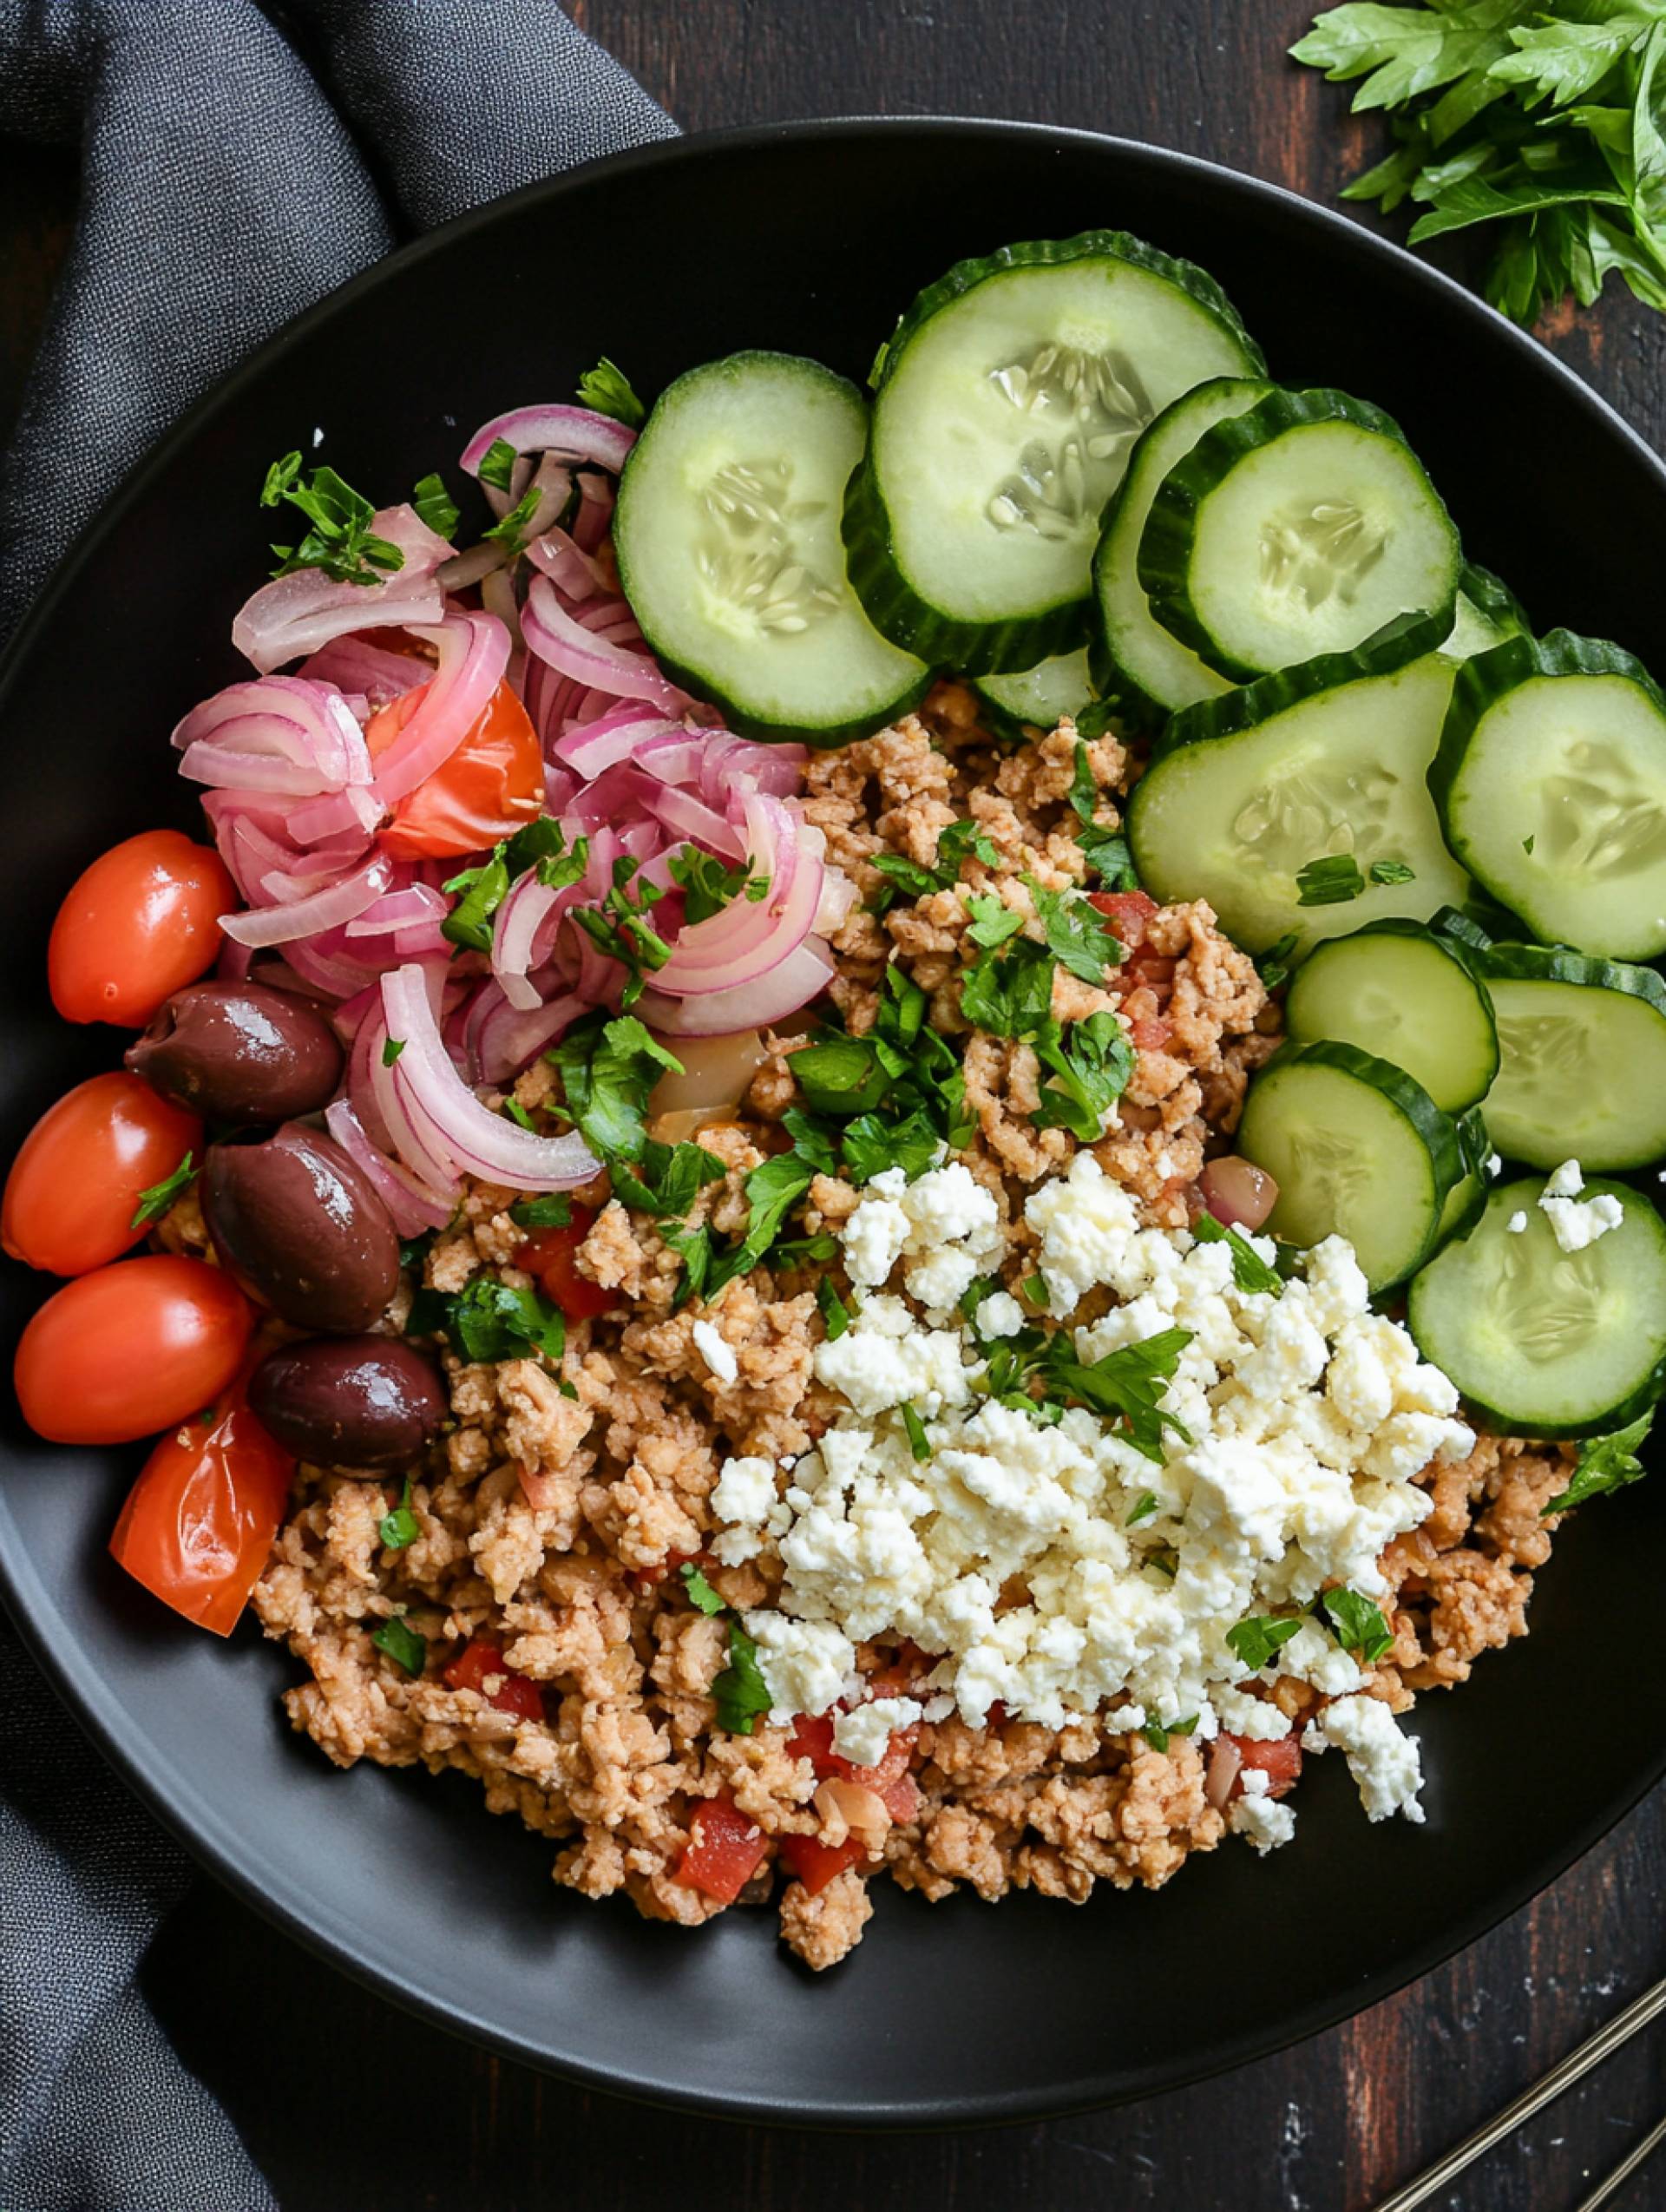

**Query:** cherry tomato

left=49, top=830, right=236, bottom=1028
left=515, top=1204, right=614, bottom=1320
left=673, top=1797, right=767, bottom=1904
left=777, top=1832, right=867, bottom=1896
left=15, top=1254, right=253, bottom=1444
left=108, top=1387, right=292, bottom=1635
left=443, top=1638, right=546, bottom=1721
left=366, top=677, right=543, bottom=860
left=3, top=1073, right=201, bottom=1276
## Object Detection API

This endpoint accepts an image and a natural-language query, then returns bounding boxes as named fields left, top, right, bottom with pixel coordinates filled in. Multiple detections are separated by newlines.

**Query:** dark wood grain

left=7, top=7, right=1666, bottom=2208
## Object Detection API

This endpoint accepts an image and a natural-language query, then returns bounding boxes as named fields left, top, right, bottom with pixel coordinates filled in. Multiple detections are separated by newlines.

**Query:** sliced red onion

left=652, top=796, right=822, bottom=996
left=474, top=985, right=588, bottom=1086
left=231, top=505, right=455, bottom=674
left=491, top=870, right=564, bottom=1011
left=175, top=676, right=371, bottom=797
left=550, top=705, right=680, bottom=779
left=371, top=612, right=510, bottom=804
left=379, top=964, right=597, bottom=1191
left=1198, top=1157, right=1279, bottom=1232
left=459, top=404, right=635, bottom=485
left=1204, top=1737, right=1243, bottom=1812
left=325, top=1099, right=455, bottom=1235
left=521, top=575, right=684, bottom=712
left=297, top=635, right=430, bottom=708
left=634, top=937, right=835, bottom=1036
left=287, top=784, right=384, bottom=843
left=526, top=528, right=611, bottom=599
left=638, top=780, right=744, bottom=860
left=221, top=852, right=393, bottom=948
left=345, top=883, right=448, bottom=935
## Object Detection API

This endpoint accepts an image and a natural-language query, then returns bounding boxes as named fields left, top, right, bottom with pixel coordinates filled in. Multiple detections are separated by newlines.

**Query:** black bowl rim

left=3, top=114, right=1664, bottom=2130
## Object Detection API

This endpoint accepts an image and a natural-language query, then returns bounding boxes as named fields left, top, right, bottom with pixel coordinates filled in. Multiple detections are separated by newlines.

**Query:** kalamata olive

left=201, top=1124, right=398, bottom=1332
left=126, top=982, right=344, bottom=1124
left=248, top=1336, right=447, bottom=1471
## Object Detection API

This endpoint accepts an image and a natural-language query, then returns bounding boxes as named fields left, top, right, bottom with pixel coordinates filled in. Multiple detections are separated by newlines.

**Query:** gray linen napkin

left=0, top=3, right=675, bottom=2202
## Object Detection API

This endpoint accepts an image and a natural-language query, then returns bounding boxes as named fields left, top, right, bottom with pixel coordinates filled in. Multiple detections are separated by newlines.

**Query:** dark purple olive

left=249, top=1335, right=447, bottom=1471
left=202, top=1123, right=398, bottom=1332
left=126, top=982, right=344, bottom=1125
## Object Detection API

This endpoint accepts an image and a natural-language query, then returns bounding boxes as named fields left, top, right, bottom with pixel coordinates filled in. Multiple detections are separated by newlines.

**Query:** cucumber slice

left=973, top=647, right=1094, bottom=738
left=1473, top=942, right=1666, bottom=1172
left=1138, top=388, right=1462, bottom=682
left=1430, top=629, right=1666, bottom=961
left=613, top=351, right=930, bottom=744
left=1089, top=376, right=1271, bottom=726
left=1126, top=614, right=1470, bottom=955
left=1409, top=1177, right=1666, bottom=1436
left=1434, top=1105, right=1495, bottom=1249
left=1441, top=562, right=1528, bottom=660
left=844, top=233, right=1265, bottom=674
left=1237, top=1039, right=1461, bottom=1293
left=1282, top=919, right=1499, bottom=1113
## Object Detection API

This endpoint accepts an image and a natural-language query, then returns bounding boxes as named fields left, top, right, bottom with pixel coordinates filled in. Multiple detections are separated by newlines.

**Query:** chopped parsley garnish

left=1256, top=932, right=1300, bottom=994
left=410, top=471, right=459, bottom=540
left=790, top=1032, right=894, bottom=1116
left=1191, top=1212, right=1282, bottom=1295
left=1068, top=739, right=1139, bottom=889
left=417, top=1275, right=567, bottom=1365
left=476, top=437, right=520, bottom=492
left=900, top=1400, right=932, bottom=1460
left=381, top=1038, right=405, bottom=1067
left=130, top=1152, right=197, bottom=1231
left=981, top=1324, right=1193, bottom=1462
left=548, top=1012, right=681, bottom=1164
left=964, top=892, right=1025, bottom=948
left=668, top=844, right=768, bottom=924
left=1225, top=1614, right=1305, bottom=1670
left=442, top=820, right=587, bottom=954
left=1031, top=1011, right=1136, bottom=1144
left=609, top=1138, right=727, bottom=1222
left=1369, top=859, right=1416, bottom=886
left=1141, top=1714, right=1197, bottom=1754
left=1523, top=833, right=1537, bottom=855
left=503, top=1099, right=538, bottom=1132
left=510, top=1195, right=572, bottom=1230
left=577, top=356, right=646, bottom=429
left=680, top=1563, right=726, bottom=1617
left=1543, top=1413, right=1653, bottom=1514
left=261, top=454, right=403, bottom=587
left=1019, top=1274, right=1050, bottom=1309
left=961, top=935, right=1057, bottom=1039
left=1125, top=1491, right=1161, bottom=1526
left=816, top=1276, right=851, bottom=1340
left=1321, top=1586, right=1394, bottom=1664
left=870, top=814, right=1000, bottom=903
left=482, top=482, right=543, bottom=557
left=398, top=1232, right=435, bottom=1275
left=1295, top=854, right=1367, bottom=906
left=958, top=1273, right=1000, bottom=1325
left=1027, top=877, right=1124, bottom=986
left=378, top=1478, right=421, bottom=1552
left=569, top=856, right=673, bottom=1006
left=371, top=1616, right=427, bottom=1676
left=712, top=1619, right=774, bottom=1735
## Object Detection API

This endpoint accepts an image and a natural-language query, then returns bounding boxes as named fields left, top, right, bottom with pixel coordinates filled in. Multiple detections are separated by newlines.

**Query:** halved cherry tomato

left=365, top=677, right=543, bottom=860
left=777, top=1832, right=868, bottom=1896
left=673, top=1796, right=767, bottom=1904
left=515, top=1204, right=614, bottom=1320
left=15, top=1255, right=253, bottom=1444
left=3, top=1073, right=201, bottom=1276
left=1087, top=888, right=1158, bottom=948
left=49, top=830, right=235, bottom=1027
left=443, top=1638, right=545, bottom=1722
left=108, top=1387, right=293, bottom=1634
left=1225, top=1733, right=1304, bottom=1802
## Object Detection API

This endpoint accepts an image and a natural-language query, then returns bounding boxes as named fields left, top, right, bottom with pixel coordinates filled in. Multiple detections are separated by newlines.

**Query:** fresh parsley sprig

left=261, top=455, right=404, bottom=586
left=130, top=1152, right=198, bottom=1230
left=577, top=357, right=647, bottom=429
left=1068, top=739, right=1139, bottom=889
left=677, top=1564, right=773, bottom=1732
left=1322, top=1585, right=1395, bottom=1664
left=569, top=857, right=674, bottom=1008
left=1543, top=1413, right=1654, bottom=1514
left=1192, top=1212, right=1283, bottom=1295
left=869, top=814, right=1000, bottom=912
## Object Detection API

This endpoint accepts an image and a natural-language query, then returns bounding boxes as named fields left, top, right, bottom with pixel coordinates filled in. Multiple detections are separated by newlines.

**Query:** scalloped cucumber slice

left=613, top=351, right=929, bottom=743
left=1409, top=1177, right=1666, bottom=1436
left=1283, top=919, right=1498, bottom=1113
left=1474, top=942, right=1666, bottom=1171
left=973, top=647, right=1094, bottom=738
left=1138, top=388, right=1461, bottom=681
left=1090, top=376, right=1270, bottom=725
left=1237, top=1039, right=1461, bottom=1292
left=844, top=233, right=1264, bottom=673
left=1430, top=629, right=1666, bottom=961
left=1126, top=614, right=1469, bottom=955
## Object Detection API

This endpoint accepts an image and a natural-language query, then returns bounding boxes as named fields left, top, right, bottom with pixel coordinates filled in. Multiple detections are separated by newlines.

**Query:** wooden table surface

left=5, top=6, right=1666, bottom=2208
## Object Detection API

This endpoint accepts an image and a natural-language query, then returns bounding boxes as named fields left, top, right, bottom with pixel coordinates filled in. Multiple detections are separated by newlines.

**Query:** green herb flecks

left=130, top=1152, right=198, bottom=1231
left=1544, top=1413, right=1653, bottom=1513
left=476, top=437, right=519, bottom=492
left=510, top=1195, right=573, bottom=1230
left=261, top=455, right=404, bottom=587
left=1125, top=1491, right=1161, bottom=1526
left=680, top=1563, right=727, bottom=1617
left=870, top=814, right=1000, bottom=903
left=371, top=1615, right=427, bottom=1676
left=410, top=471, right=460, bottom=541
left=1191, top=1211, right=1282, bottom=1295
left=378, top=1479, right=421, bottom=1552
left=1225, top=1615, right=1306, bottom=1671
left=1295, top=854, right=1368, bottom=907
left=817, top=1277, right=852, bottom=1341
left=1322, top=1585, right=1395, bottom=1664
left=712, top=1618, right=774, bottom=1735
left=900, top=1400, right=932, bottom=1460
left=569, top=856, right=673, bottom=1007
left=668, top=844, right=769, bottom=925
left=577, top=357, right=646, bottom=428
left=1256, top=932, right=1301, bottom=994
left=1141, top=1714, right=1198, bottom=1754
left=1068, top=739, right=1139, bottom=889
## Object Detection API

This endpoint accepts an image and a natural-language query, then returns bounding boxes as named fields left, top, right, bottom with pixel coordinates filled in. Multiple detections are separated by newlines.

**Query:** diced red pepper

left=1087, top=889, right=1158, bottom=948
left=1129, top=1016, right=1174, bottom=1051
left=443, top=1638, right=545, bottom=1722
left=777, top=1831, right=868, bottom=1896
left=515, top=1203, right=614, bottom=1321
left=785, top=1710, right=921, bottom=1792
left=673, top=1797, right=768, bottom=1904
left=1225, top=1733, right=1303, bottom=1802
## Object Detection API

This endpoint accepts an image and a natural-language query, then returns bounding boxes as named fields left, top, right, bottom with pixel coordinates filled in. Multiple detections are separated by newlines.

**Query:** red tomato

left=49, top=830, right=235, bottom=1027
left=515, top=1204, right=614, bottom=1321
left=443, top=1638, right=545, bottom=1722
left=1087, top=888, right=1158, bottom=948
left=1225, top=1733, right=1304, bottom=1802
left=786, top=1710, right=920, bottom=1800
left=108, top=1388, right=292, bottom=1635
left=673, top=1797, right=768, bottom=1905
left=777, top=1832, right=868, bottom=1896
left=15, top=1255, right=253, bottom=1444
left=3, top=1073, right=201, bottom=1277
left=366, top=677, right=543, bottom=860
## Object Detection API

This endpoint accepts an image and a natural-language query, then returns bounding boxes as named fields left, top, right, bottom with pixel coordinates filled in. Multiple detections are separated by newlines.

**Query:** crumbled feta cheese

left=691, top=1318, right=738, bottom=1384
left=831, top=1696, right=922, bottom=1768
left=708, top=1527, right=761, bottom=1566
left=1307, top=1694, right=1425, bottom=1822
left=744, top=1614, right=856, bottom=1722
left=1538, top=1159, right=1623, bottom=1254
left=974, top=1290, right=1026, bottom=1339
left=812, top=1295, right=971, bottom=1417
left=1210, top=1685, right=1293, bottom=1741
left=1230, top=1793, right=1297, bottom=1852
left=1506, top=1211, right=1528, bottom=1233
left=712, top=1454, right=777, bottom=1526
left=842, top=1194, right=909, bottom=1288
left=1486, top=1152, right=1502, bottom=1177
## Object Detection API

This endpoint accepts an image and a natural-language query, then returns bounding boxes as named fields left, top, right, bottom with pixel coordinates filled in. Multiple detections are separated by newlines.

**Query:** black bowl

left=3, top=119, right=1664, bottom=2126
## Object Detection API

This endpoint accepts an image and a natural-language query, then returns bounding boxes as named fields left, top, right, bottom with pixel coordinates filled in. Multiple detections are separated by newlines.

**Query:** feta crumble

left=831, top=1696, right=922, bottom=1768
left=1538, top=1159, right=1623, bottom=1254
left=691, top=1318, right=738, bottom=1383
left=1306, top=1694, right=1426, bottom=1822
left=1506, top=1211, right=1528, bottom=1233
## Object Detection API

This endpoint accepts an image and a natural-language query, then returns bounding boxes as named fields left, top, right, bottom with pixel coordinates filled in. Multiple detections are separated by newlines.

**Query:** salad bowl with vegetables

left=3, top=120, right=1666, bottom=2123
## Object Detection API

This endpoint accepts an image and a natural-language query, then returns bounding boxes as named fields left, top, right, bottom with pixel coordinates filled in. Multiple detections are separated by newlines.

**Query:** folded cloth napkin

left=0, top=4, right=675, bottom=2202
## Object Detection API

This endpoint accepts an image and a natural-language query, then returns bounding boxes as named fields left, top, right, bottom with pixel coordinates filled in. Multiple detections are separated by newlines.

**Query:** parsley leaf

left=961, top=936, right=1057, bottom=1038
left=790, top=1034, right=894, bottom=1116
left=410, top=471, right=459, bottom=540
left=510, top=1195, right=573, bottom=1229
left=443, top=1277, right=567, bottom=1365
left=476, top=437, right=519, bottom=492
left=841, top=1106, right=941, bottom=1185
left=1040, top=1326, right=1195, bottom=1462
left=482, top=483, right=542, bottom=557
left=608, top=1138, right=726, bottom=1220
left=1321, top=1586, right=1394, bottom=1664
left=442, top=849, right=512, bottom=953
left=1142, top=1715, right=1197, bottom=1754
left=1225, top=1614, right=1306, bottom=1670
left=965, top=892, right=1025, bottom=948
left=569, top=856, right=672, bottom=1006
left=1032, top=1010, right=1135, bottom=1142
left=378, top=1478, right=421, bottom=1552
left=577, top=356, right=646, bottom=428
left=712, top=1619, right=774, bottom=1735
left=1543, top=1413, right=1654, bottom=1513
left=1126, top=1490, right=1160, bottom=1526
left=680, top=1563, right=726, bottom=1616
left=130, top=1152, right=197, bottom=1230
left=668, top=844, right=768, bottom=925
left=371, top=1616, right=427, bottom=1676
left=1370, top=858, right=1416, bottom=885
left=1295, top=854, right=1367, bottom=906
left=1027, top=877, right=1124, bottom=985
left=381, top=1038, right=405, bottom=1067
left=1067, top=738, right=1140, bottom=887
left=1192, top=1212, right=1282, bottom=1294
left=548, top=1012, right=681, bottom=1165
left=871, top=814, right=1000, bottom=900
left=261, top=455, right=404, bottom=587
left=817, top=1276, right=852, bottom=1340
left=900, top=1400, right=932, bottom=1460
left=1256, top=932, right=1300, bottom=994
